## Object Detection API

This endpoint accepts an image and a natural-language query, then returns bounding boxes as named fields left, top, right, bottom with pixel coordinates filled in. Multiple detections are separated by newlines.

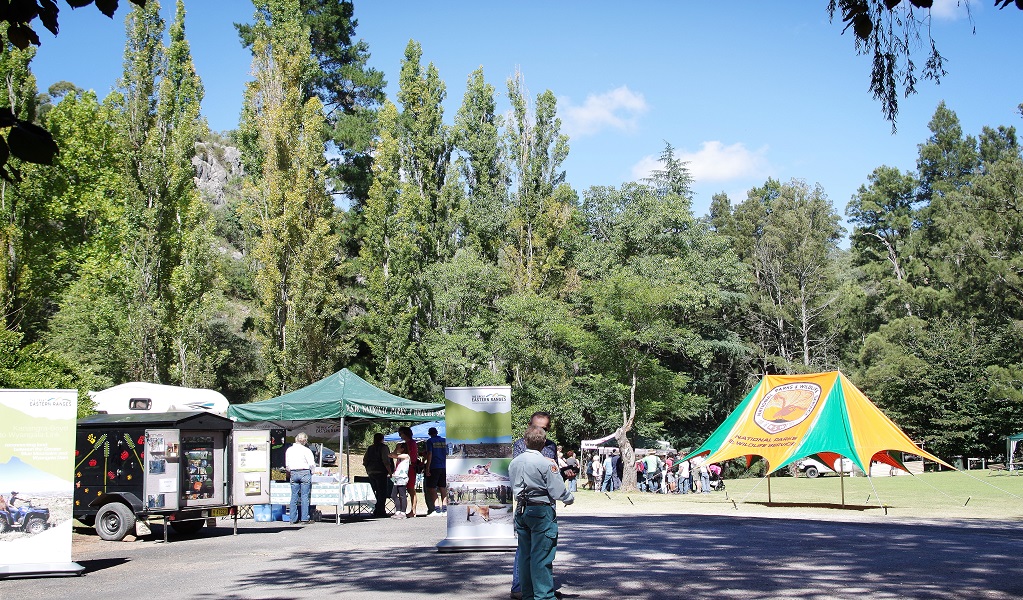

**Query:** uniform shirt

left=286, top=443, right=316, bottom=471
left=425, top=434, right=447, bottom=468
left=509, top=449, right=575, bottom=506
left=512, top=437, right=557, bottom=460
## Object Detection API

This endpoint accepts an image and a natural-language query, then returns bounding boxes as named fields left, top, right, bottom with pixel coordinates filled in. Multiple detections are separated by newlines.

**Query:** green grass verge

left=566, top=470, right=1023, bottom=521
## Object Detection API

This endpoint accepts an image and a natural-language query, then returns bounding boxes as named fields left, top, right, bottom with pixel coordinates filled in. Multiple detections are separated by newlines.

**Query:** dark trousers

left=514, top=504, right=558, bottom=600
left=367, top=472, right=389, bottom=515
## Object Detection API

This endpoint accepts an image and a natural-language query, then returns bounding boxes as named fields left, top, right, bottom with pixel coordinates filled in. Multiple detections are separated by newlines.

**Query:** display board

left=143, top=429, right=181, bottom=511
left=233, top=430, right=272, bottom=505
left=437, top=386, right=515, bottom=552
left=0, top=389, right=83, bottom=577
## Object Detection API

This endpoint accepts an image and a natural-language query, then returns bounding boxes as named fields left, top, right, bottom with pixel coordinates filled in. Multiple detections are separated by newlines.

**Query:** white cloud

left=631, top=141, right=770, bottom=184
left=559, top=86, right=648, bottom=138
left=929, top=0, right=973, bottom=21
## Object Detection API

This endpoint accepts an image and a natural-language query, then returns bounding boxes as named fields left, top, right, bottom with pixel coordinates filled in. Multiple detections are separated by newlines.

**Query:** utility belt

left=515, top=495, right=553, bottom=514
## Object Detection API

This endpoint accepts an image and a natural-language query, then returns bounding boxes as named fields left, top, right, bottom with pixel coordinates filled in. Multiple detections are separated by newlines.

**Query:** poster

left=437, top=386, right=515, bottom=552
left=0, top=389, right=82, bottom=576
left=232, top=431, right=271, bottom=505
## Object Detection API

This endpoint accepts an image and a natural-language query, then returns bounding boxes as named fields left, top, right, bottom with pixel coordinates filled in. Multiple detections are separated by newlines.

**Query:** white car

left=797, top=457, right=855, bottom=478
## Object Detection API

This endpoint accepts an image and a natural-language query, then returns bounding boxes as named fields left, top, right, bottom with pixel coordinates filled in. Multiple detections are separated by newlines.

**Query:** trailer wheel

left=95, top=503, right=136, bottom=541
left=25, top=516, right=47, bottom=535
left=169, top=520, right=204, bottom=536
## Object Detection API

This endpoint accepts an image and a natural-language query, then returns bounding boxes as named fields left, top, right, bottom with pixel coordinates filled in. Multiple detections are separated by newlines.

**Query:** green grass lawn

left=565, top=469, right=1023, bottom=522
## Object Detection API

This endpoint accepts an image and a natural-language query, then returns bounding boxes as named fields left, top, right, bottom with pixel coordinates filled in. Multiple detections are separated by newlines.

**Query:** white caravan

left=90, top=382, right=230, bottom=415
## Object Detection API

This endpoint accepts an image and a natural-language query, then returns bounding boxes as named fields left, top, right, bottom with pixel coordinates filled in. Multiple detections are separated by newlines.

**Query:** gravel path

left=3, top=502, right=1022, bottom=599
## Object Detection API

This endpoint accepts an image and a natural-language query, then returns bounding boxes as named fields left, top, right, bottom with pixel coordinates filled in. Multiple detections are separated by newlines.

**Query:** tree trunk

left=614, top=368, right=639, bottom=492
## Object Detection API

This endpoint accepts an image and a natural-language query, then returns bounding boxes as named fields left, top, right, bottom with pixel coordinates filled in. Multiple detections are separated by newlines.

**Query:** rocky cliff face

left=193, top=140, right=244, bottom=206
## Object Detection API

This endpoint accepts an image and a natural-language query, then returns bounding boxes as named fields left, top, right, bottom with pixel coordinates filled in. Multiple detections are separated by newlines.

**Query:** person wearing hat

left=509, top=425, right=574, bottom=600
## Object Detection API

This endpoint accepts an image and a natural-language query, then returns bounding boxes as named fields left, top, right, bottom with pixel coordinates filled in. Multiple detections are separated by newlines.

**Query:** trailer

left=90, top=382, right=230, bottom=415
left=74, top=412, right=274, bottom=542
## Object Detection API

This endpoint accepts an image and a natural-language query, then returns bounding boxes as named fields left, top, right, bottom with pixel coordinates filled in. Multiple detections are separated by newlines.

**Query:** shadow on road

left=187, top=513, right=1023, bottom=599
left=77, top=557, right=131, bottom=574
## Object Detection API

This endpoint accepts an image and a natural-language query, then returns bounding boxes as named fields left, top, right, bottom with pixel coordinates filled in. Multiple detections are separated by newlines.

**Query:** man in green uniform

left=509, top=425, right=574, bottom=600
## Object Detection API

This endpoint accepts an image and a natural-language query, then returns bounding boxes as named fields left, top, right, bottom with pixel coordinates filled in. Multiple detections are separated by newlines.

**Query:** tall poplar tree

left=503, top=72, right=575, bottom=295
left=162, top=1, right=220, bottom=387
left=240, top=0, right=345, bottom=394
left=0, top=33, right=39, bottom=332
left=359, top=41, right=452, bottom=399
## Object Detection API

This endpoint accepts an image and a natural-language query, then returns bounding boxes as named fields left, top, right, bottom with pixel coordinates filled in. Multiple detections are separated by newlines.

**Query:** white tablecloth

left=269, top=482, right=375, bottom=508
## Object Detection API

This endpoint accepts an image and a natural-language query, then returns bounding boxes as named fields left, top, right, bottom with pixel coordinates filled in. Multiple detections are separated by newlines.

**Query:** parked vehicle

left=90, top=382, right=229, bottom=415
left=797, top=457, right=855, bottom=478
left=0, top=492, right=50, bottom=534
left=309, top=443, right=337, bottom=466
left=74, top=412, right=273, bottom=542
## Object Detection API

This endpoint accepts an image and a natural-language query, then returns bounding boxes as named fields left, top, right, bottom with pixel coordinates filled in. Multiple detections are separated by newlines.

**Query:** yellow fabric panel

left=700, top=372, right=839, bottom=470
left=841, top=375, right=952, bottom=469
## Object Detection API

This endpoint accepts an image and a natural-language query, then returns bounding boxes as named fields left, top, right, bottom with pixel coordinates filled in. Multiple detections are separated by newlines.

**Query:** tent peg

left=964, top=497, right=971, bottom=507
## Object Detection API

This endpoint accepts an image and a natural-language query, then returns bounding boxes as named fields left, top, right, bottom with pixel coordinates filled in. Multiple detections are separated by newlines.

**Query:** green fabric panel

left=774, top=383, right=865, bottom=474
left=226, top=369, right=444, bottom=422
left=684, top=379, right=763, bottom=461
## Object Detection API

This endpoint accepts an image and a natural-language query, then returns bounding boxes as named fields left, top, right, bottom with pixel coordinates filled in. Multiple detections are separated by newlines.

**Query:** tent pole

left=767, top=471, right=772, bottom=504
left=341, top=415, right=347, bottom=480
left=840, top=464, right=845, bottom=507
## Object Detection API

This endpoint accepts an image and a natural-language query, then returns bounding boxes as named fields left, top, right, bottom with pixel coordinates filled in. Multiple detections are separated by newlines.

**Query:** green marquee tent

left=226, top=369, right=444, bottom=423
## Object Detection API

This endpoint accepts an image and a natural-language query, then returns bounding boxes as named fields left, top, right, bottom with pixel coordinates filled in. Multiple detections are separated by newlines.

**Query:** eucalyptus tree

left=725, top=179, right=844, bottom=373
left=575, top=179, right=743, bottom=490
left=239, top=0, right=345, bottom=394
left=846, top=165, right=920, bottom=327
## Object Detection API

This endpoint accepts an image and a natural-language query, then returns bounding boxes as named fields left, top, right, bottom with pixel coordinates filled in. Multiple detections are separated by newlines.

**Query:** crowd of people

left=360, top=425, right=450, bottom=520
left=568, top=448, right=724, bottom=494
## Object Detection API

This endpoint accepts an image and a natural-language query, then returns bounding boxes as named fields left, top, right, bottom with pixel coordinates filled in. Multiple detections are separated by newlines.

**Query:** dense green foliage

left=3, top=2, right=1023, bottom=473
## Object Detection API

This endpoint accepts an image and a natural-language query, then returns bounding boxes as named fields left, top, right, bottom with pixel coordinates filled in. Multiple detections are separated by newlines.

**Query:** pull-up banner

left=437, top=386, right=515, bottom=552
left=0, top=389, right=83, bottom=577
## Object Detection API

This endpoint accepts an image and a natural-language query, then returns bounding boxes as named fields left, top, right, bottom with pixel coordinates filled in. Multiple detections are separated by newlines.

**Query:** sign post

left=0, top=389, right=84, bottom=577
left=437, top=386, right=516, bottom=552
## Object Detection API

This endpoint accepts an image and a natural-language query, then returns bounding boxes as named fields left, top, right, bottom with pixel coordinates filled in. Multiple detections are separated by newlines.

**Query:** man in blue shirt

left=424, top=426, right=448, bottom=516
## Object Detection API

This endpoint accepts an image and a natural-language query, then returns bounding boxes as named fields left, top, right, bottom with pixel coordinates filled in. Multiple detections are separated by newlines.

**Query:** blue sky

left=28, top=1, right=1023, bottom=226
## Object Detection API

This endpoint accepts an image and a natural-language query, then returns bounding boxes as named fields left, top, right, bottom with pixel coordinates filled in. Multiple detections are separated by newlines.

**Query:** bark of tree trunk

left=615, top=368, right=639, bottom=492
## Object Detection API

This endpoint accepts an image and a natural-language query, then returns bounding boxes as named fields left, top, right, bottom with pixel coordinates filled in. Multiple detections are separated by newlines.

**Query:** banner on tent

left=437, top=386, right=515, bottom=552
left=0, top=389, right=83, bottom=577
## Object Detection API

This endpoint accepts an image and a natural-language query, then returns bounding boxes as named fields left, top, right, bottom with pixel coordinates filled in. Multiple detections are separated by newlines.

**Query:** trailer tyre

left=169, top=520, right=204, bottom=536
left=96, top=502, right=136, bottom=541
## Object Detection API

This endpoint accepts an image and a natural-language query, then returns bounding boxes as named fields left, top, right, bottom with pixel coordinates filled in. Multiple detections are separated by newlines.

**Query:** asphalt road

left=3, top=510, right=1022, bottom=599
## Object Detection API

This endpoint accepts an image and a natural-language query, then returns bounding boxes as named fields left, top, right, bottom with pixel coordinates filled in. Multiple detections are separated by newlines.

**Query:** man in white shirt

left=286, top=432, right=316, bottom=523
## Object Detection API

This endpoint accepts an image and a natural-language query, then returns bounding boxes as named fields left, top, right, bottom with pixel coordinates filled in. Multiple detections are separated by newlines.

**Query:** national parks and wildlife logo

left=753, top=382, right=822, bottom=434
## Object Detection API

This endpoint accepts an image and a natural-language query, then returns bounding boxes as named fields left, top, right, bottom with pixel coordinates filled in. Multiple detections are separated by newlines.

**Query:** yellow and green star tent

left=687, top=371, right=952, bottom=474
